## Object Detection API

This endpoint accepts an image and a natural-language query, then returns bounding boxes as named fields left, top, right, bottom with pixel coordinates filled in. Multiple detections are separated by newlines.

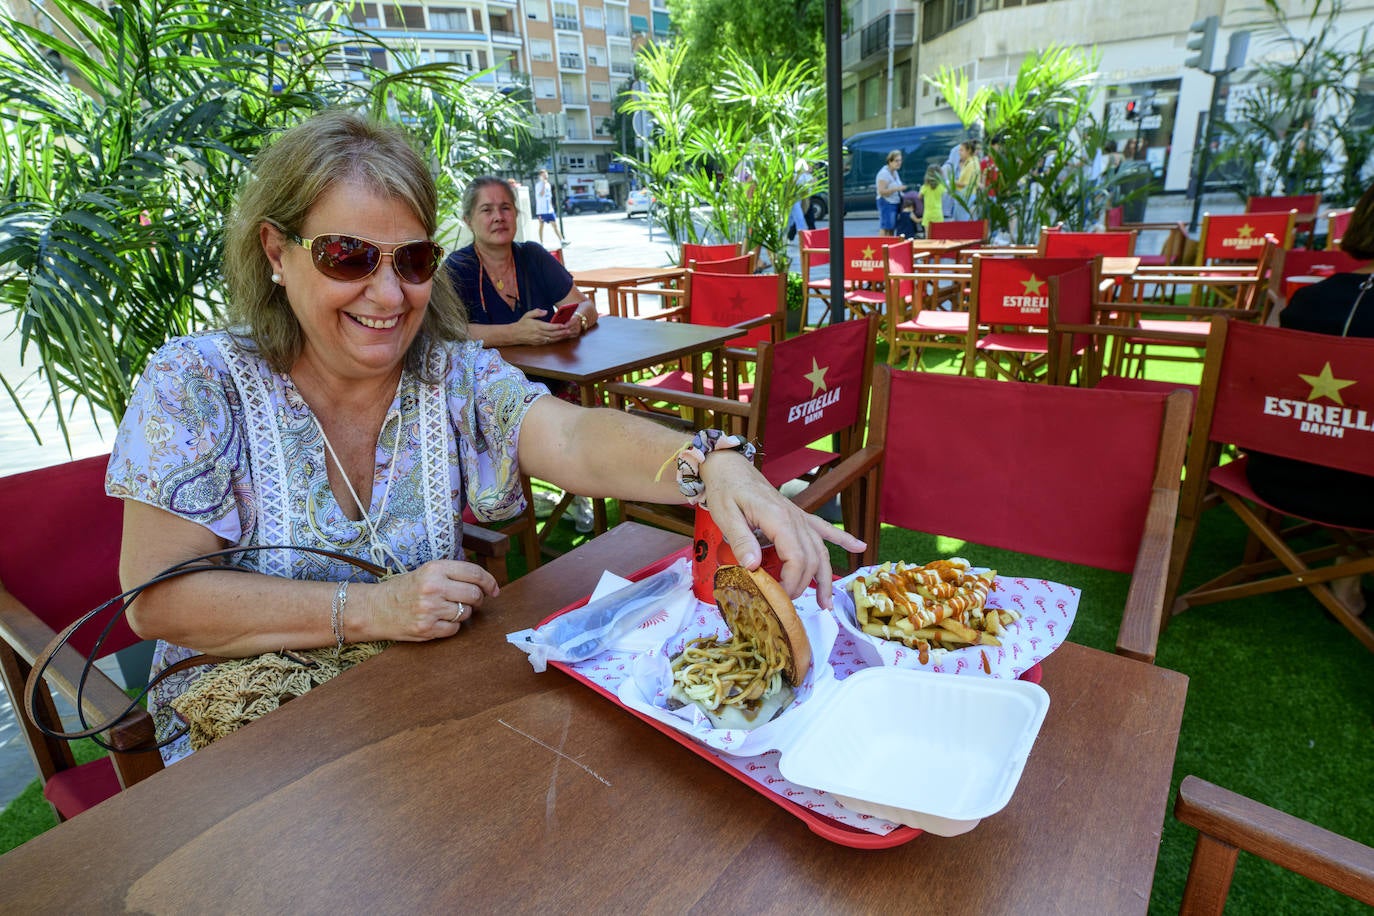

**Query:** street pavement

left=0, top=189, right=1252, bottom=814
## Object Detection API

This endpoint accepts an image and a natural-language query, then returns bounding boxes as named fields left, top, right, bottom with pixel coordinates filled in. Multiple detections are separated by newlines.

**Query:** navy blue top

left=444, top=241, right=575, bottom=326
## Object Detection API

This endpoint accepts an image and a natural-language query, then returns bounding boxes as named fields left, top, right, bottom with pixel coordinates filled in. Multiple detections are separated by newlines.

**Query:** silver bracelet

left=331, top=581, right=349, bottom=651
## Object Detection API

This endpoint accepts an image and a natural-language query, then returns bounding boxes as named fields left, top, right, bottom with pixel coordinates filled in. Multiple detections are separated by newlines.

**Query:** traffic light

left=1186, top=15, right=1219, bottom=73
left=1125, top=101, right=1139, bottom=121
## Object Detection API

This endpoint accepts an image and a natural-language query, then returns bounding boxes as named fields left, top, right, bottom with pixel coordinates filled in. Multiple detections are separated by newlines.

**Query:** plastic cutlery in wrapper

left=507, top=559, right=693, bottom=671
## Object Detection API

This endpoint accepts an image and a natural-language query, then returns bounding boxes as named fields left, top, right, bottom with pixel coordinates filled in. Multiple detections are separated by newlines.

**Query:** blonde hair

left=223, top=109, right=466, bottom=376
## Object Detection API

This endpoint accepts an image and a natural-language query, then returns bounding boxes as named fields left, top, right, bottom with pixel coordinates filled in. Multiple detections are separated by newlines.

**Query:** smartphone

left=551, top=303, right=579, bottom=324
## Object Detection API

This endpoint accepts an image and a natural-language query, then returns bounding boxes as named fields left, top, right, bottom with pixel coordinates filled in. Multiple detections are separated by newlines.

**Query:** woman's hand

left=360, top=559, right=500, bottom=641
left=514, top=309, right=579, bottom=346
left=697, top=452, right=865, bottom=608
left=570, top=299, right=598, bottom=336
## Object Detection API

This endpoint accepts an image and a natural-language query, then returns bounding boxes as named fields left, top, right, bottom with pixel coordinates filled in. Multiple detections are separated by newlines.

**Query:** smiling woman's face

left=264, top=180, right=431, bottom=387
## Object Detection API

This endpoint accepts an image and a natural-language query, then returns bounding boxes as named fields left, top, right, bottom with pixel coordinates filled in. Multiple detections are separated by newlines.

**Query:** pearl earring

left=271, top=273, right=281, bottom=284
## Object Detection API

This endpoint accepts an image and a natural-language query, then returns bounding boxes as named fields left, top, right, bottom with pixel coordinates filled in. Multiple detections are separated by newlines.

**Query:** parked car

left=563, top=193, right=616, bottom=215
left=626, top=188, right=655, bottom=218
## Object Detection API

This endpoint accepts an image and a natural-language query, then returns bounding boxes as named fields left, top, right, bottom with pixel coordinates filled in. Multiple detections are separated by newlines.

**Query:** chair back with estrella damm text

left=964, top=255, right=1095, bottom=383
left=605, top=315, right=879, bottom=540
left=1164, top=317, right=1374, bottom=653
left=788, top=364, right=1191, bottom=662
left=842, top=236, right=913, bottom=325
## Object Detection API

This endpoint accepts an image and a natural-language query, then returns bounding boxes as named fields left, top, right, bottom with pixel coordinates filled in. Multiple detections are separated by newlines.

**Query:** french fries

left=849, top=559, right=1020, bottom=662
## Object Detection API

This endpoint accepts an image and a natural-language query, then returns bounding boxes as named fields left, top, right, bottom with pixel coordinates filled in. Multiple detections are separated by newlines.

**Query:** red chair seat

left=1136, top=318, right=1211, bottom=338
left=977, top=331, right=1049, bottom=354
left=761, top=446, right=839, bottom=488
left=1209, top=458, right=1374, bottom=535
left=896, top=311, right=970, bottom=333
left=844, top=289, right=886, bottom=305
left=634, top=370, right=755, bottom=401
left=42, top=757, right=123, bottom=820
left=1136, top=254, right=1170, bottom=267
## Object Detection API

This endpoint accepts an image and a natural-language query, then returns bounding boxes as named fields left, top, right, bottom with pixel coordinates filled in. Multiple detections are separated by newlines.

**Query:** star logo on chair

left=1299, top=362, right=1356, bottom=406
left=803, top=357, right=829, bottom=396
left=727, top=290, right=748, bottom=314
left=1021, top=274, right=1045, bottom=296
left=861, top=245, right=877, bottom=260
left=1236, top=223, right=1255, bottom=239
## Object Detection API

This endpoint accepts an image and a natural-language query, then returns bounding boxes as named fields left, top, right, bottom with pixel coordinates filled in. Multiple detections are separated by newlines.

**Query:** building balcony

left=491, top=29, right=521, bottom=46
left=841, top=10, right=915, bottom=72
left=559, top=53, right=584, bottom=70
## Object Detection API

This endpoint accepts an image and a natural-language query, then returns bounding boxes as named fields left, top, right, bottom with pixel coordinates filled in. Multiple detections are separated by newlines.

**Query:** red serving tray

left=540, top=548, right=1045, bottom=849
left=542, top=547, right=920, bottom=848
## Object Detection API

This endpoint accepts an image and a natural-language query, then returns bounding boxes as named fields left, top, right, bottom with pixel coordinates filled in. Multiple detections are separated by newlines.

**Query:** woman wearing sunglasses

left=444, top=176, right=598, bottom=348
left=105, top=110, right=862, bottom=763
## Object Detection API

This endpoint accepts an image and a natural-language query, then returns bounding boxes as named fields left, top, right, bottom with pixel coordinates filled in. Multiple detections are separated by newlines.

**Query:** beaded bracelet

left=331, top=581, right=349, bottom=651
left=659, top=429, right=758, bottom=508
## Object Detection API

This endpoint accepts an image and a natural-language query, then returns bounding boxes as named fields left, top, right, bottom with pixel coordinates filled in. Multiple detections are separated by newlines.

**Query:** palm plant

left=927, top=45, right=1108, bottom=243
left=0, top=0, right=525, bottom=446
left=1212, top=0, right=1373, bottom=205
left=617, top=45, right=825, bottom=275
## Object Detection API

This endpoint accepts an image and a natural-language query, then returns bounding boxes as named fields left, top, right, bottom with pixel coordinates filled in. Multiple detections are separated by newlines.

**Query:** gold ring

left=579, top=315, right=587, bottom=330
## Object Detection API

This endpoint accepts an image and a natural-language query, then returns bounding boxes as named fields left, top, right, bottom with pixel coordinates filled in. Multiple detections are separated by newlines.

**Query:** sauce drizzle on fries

left=850, top=559, right=1019, bottom=663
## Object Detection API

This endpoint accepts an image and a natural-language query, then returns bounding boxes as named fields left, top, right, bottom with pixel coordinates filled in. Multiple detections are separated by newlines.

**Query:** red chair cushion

left=0, top=455, right=135, bottom=659
left=1209, top=459, right=1374, bottom=534
left=634, top=370, right=755, bottom=401
left=42, top=756, right=122, bottom=819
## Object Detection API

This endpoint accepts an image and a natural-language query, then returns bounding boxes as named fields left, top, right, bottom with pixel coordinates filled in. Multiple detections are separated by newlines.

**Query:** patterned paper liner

left=831, top=566, right=1080, bottom=680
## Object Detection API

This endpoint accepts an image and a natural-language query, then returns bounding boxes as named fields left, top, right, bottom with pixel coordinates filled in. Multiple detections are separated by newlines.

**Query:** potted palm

left=0, top=0, right=525, bottom=446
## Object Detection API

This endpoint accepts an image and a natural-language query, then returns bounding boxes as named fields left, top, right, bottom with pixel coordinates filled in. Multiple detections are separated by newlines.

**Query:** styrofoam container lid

left=776, top=666, right=1050, bottom=836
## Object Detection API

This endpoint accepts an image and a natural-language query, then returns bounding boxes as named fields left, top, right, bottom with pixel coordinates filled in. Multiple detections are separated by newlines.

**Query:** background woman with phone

left=444, top=175, right=597, bottom=347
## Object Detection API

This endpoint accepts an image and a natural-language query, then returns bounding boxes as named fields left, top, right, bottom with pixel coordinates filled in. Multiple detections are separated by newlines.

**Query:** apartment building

left=355, top=0, right=669, bottom=203
left=842, top=0, right=1374, bottom=193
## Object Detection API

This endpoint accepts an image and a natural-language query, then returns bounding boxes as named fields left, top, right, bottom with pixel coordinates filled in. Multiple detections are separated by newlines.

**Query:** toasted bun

left=712, top=565, right=812, bottom=686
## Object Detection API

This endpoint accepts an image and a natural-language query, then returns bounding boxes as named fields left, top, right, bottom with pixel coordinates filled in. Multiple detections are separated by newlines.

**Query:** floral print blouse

left=107, top=330, right=546, bottom=763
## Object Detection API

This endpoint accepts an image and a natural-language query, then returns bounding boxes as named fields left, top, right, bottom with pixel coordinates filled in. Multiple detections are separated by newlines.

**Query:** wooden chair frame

left=1163, top=317, right=1374, bottom=653
left=1174, top=775, right=1374, bottom=914
left=886, top=259, right=974, bottom=371
left=0, top=455, right=511, bottom=820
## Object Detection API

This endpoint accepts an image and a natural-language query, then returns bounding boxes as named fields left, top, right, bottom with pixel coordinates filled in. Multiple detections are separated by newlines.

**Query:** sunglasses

left=270, top=221, right=443, bottom=284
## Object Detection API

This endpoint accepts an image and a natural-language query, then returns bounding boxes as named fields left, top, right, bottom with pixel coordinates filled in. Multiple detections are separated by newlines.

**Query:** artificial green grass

left=3, top=333, right=1370, bottom=914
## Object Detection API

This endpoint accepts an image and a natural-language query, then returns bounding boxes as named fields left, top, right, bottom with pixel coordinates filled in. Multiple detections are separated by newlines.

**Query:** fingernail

left=738, top=550, right=758, bottom=567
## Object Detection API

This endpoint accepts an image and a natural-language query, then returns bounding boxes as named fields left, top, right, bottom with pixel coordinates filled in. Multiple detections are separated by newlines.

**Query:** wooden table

left=499, top=316, right=741, bottom=537
left=572, top=265, right=685, bottom=317
left=0, top=524, right=1189, bottom=914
